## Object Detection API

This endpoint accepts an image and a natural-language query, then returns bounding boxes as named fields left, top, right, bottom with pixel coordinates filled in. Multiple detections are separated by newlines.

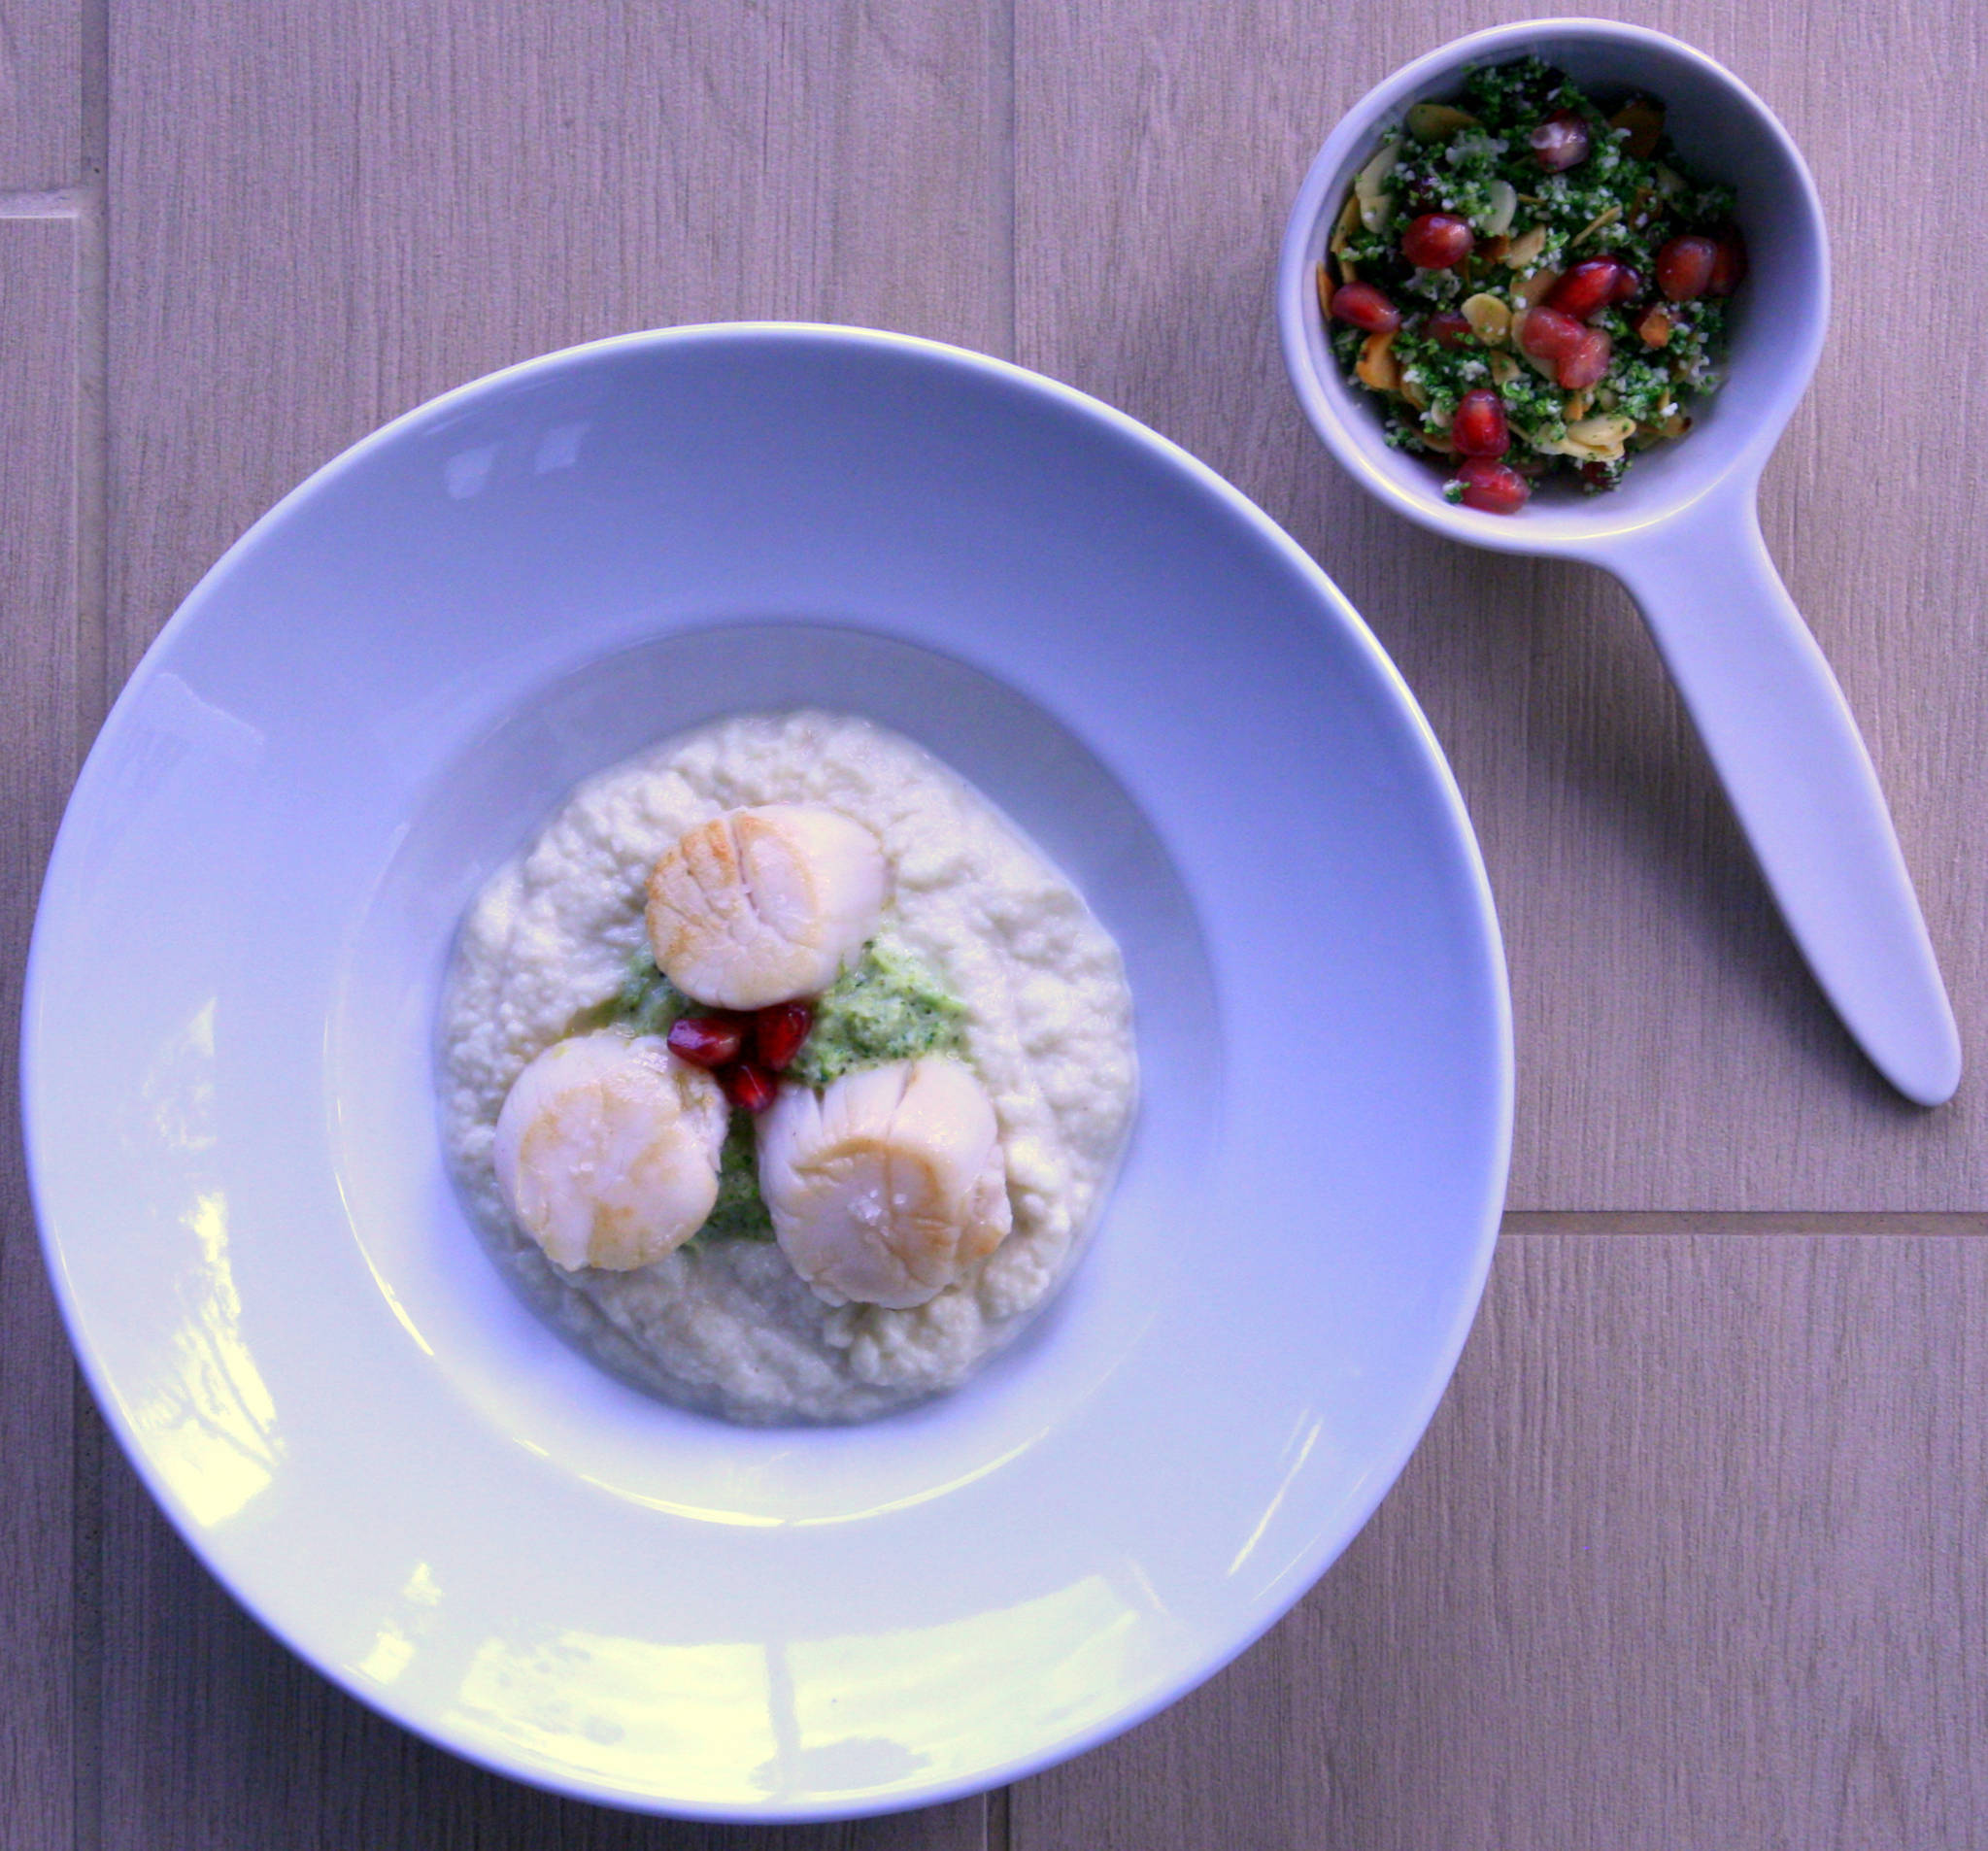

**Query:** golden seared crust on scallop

left=493, top=1029, right=727, bottom=1271
left=645, top=803, right=888, bottom=1010
left=758, top=1057, right=1012, bottom=1309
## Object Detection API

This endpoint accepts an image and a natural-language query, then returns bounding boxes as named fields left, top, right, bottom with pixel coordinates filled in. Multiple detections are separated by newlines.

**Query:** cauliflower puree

left=439, top=710, right=1137, bottom=1423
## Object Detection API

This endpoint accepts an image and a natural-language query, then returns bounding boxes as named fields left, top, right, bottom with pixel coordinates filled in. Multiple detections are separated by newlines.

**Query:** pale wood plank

left=106, top=0, right=1014, bottom=689
left=1012, top=1229, right=1988, bottom=1848
left=97, top=0, right=1009, bottom=1838
left=0, top=214, right=79, bottom=1851
left=1015, top=0, right=1988, bottom=1207
left=0, top=0, right=81, bottom=188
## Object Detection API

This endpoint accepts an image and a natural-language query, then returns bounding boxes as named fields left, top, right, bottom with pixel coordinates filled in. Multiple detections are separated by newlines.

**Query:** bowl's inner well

left=331, top=621, right=1217, bottom=1496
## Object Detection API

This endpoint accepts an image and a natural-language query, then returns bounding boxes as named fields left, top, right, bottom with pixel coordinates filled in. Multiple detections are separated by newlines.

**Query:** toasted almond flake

left=1564, top=391, right=1591, bottom=422
left=1354, top=141, right=1399, bottom=233
left=1421, top=428, right=1457, bottom=454
left=1637, top=305, right=1673, bottom=348
left=1505, top=224, right=1549, bottom=270
left=1407, top=100, right=1478, bottom=142
left=1609, top=95, right=1665, bottom=159
left=1515, top=266, right=1559, bottom=309
left=1559, top=414, right=1636, bottom=459
left=1570, top=203, right=1622, bottom=248
left=1330, top=191, right=1362, bottom=254
left=1655, top=164, right=1687, bottom=197
left=1481, top=179, right=1519, bottom=240
left=1316, top=262, right=1334, bottom=322
left=1489, top=352, right=1521, bottom=387
left=1461, top=291, right=1512, bottom=345
left=1356, top=330, right=1399, bottom=393
left=1399, top=370, right=1429, bottom=410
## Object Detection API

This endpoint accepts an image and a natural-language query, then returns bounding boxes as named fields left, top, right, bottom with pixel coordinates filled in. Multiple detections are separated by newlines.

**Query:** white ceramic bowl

left=24, top=324, right=1511, bottom=1819
left=1279, top=19, right=1959, bottom=1106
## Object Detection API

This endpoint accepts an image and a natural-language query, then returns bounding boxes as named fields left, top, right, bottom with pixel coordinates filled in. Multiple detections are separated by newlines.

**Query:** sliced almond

left=1461, top=292, right=1512, bottom=346
left=1420, top=428, right=1458, bottom=454
left=1515, top=266, right=1559, bottom=309
left=1336, top=252, right=1359, bottom=284
left=1505, top=224, right=1549, bottom=270
left=1636, top=305, right=1673, bottom=349
left=1523, top=344, right=1560, bottom=382
left=1655, top=163, right=1687, bottom=198
left=1569, top=203, right=1621, bottom=248
left=1657, top=410, right=1692, bottom=440
left=1481, top=179, right=1518, bottom=240
left=1564, top=390, right=1591, bottom=422
left=1560, top=414, right=1636, bottom=459
left=1406, top=101, right=1477, bottom=142
left=1354, top=141, right=1398, bottom=233
left=1316, top=262, right=1334, bottom=322
left=1608, top=95, right=1665, bottom=160
left=1330, top=190, right=1362, bottom=255
left=1398, top=369, right=1429, bottom=410
left=1488, top=352, right=1521, bottom=387
left=1481, top=233, right=1510, bottom=264
left=1356, top=330, right=1399, bottom=393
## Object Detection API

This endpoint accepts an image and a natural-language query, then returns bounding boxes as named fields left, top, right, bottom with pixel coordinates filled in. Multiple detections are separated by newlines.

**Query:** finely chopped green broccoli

left=609, top=937, right=970, bottom=1241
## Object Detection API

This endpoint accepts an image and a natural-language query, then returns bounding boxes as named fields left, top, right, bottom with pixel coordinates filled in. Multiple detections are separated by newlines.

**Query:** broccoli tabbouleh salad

left=1320, top=57, right=1747, bottom=514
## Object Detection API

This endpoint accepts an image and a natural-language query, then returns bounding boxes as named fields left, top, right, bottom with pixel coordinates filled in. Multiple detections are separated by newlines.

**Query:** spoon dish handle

left=1608, top=495, right=1960, bottom=1105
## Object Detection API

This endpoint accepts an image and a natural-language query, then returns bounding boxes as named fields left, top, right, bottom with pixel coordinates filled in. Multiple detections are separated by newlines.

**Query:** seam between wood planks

left=70, top=1, right=111, bottom=1848
left=1503, top=1211, right=1987, bottom=1235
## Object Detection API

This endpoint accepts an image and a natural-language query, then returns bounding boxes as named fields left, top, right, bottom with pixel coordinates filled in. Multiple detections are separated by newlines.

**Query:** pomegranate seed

left=1556, top=326, right=1613, bottom=390
left=1426, top=309, right=1472, bottom=349
left=667, top=1015, right=744, bottom=1069
left=1609, top=264, right=1644, bottom=305
left=755, top=1000, right=814, bottom=1072
left=1330, top=280, right=1400, bottom=334
left=1707, top=230, right=1747, bottom=295
left=1655, top=234, right=1717, bottom=301
left=1530, top=109, right=1591, bottom=172
left=1578, top=460, right=1617, bottom=491
left=1547, top=257, right=1630, bottom=321
left=1401, top=212, right=1474, bottom=269
left=724, top=1060, right=778, bottom=1113
left=1517, top=304, right=1585, bottom=363
left=1454, top=455, right=1531, bottom=515
left=1450, top=388, right=1510, bottom=458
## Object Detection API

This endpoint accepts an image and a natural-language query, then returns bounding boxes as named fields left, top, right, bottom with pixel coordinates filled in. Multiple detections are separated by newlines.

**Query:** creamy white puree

left=439, top=710, right=1136, bottom=1423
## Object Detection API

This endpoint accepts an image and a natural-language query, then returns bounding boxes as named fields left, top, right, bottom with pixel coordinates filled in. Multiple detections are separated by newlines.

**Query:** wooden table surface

left=5, top=0, right=1984, bottom=1844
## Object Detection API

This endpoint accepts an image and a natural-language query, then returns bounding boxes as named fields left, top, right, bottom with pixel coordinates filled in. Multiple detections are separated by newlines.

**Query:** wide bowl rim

left=22, top=320, right=1515, bottom=1819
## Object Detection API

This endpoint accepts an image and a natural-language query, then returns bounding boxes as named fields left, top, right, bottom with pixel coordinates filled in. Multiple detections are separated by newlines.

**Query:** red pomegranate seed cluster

left=667, top=998, right=817, bottom=1113
left=1325, top=61, right=1746, bottom=516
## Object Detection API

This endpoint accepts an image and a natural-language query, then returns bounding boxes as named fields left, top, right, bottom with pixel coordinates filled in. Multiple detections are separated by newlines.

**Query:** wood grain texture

left=1015, top=0, right=1988, bottom=1207
left=96, top=1, right=1009, bottom=1839
left=0, top=215, right=78, bottom=1851
left=1013, top=1230, right=1988, bottom=1849
left=106, top=0, right=1013, bottom=689
left=0, top=0, right=82, bottom=187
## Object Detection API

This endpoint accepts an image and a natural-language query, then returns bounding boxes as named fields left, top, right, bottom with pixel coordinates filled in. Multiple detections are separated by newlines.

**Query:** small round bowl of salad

left=1276, top=21, right=1964, bottom=1110
left=1277, top=17, right=1822, bottom=546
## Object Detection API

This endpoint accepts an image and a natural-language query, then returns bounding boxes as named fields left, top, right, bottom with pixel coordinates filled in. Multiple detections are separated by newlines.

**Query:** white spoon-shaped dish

left=1279, top=17, right=1960, bottom=1106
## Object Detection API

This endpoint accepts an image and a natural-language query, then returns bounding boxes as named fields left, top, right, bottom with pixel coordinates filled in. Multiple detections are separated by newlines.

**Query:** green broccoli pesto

left=1325, top=56, right=1737, bottom=497
left=702, top=1110, right=774, bottom=1241
left=789, top=938, right=969, bottom=1086
left=603, top=936, right=970, bottom=1242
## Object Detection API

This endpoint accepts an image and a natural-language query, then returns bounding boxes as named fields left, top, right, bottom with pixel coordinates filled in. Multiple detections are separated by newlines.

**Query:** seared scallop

left=493, top=1029, right=726, bottom=1271
left=646, top=804, right=887, bottom=1010
left=758, top=1057, right=1012, bottom=1308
